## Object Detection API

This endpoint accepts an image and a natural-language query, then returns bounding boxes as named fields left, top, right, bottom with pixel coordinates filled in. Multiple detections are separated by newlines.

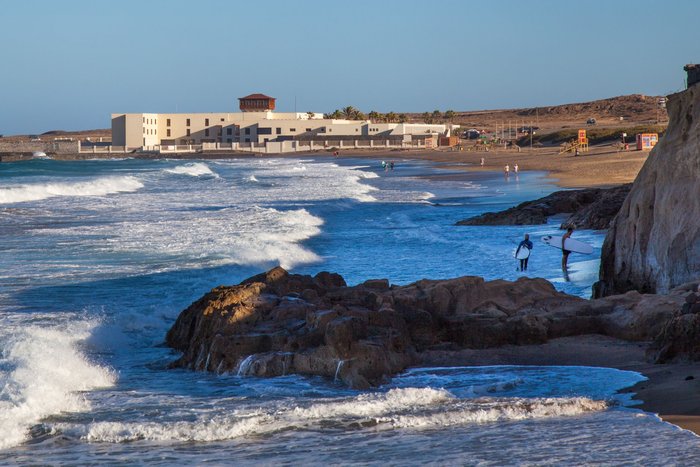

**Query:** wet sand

left=327, top=144, right=651, bottom=189
left=419, top=335, right=700, bottom=436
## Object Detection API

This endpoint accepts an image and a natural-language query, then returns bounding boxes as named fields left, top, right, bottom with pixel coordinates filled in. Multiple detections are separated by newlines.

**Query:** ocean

left=0, top=157, right=698, bottom=465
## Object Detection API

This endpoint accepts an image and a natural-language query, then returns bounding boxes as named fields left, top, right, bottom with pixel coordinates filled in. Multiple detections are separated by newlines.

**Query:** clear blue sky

left=1, top=0, right=697, bottom=134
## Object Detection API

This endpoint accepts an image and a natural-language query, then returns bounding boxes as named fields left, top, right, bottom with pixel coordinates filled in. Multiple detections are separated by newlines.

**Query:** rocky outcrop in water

left=596, top=85, right=700, bottom=296
left=456, top=185, right=630, bottom=229
left=166, top=267, right=687, bottom=388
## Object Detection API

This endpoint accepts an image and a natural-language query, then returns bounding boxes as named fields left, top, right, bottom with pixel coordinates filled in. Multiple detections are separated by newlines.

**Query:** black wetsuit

left=516, top=239, right=533, bottom=271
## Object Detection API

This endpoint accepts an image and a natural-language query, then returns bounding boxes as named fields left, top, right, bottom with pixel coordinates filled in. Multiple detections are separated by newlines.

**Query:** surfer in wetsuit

left=561, top=227, right=574, bottom=269
left=515, top=234, right=533, bottom=271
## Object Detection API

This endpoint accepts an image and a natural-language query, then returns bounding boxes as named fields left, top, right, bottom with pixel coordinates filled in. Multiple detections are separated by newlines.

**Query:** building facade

left=111, top=94, right=458, bottom=149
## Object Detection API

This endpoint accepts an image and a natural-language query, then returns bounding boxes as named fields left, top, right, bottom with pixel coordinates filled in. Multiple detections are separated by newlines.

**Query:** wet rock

left=167, top=267, right=692, bottom=388
left=456, top=185, right=630, bottom=228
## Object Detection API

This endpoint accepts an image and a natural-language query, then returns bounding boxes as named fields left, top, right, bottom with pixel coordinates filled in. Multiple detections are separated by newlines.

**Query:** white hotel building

left=111, top=94, right=457, bottom=151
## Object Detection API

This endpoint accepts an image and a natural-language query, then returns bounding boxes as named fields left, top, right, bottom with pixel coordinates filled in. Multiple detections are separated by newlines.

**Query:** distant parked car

left=463, top=129, right=482, bottom=139
left=518, top=126, right=539, bottom=133
left=586, top=118, right=597, bottom=125
left=29, top=135, right=41, bottom=141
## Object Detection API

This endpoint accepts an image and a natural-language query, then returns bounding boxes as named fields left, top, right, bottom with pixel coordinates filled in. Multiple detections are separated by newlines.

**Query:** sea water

left=0, top=157, right=698, bottom=465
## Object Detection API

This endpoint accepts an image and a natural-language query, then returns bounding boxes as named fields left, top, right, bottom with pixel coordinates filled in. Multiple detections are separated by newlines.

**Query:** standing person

left=515, top=234, right=533, bottom=271
left=504, top=164, right=510, bottom=177
left=480, top=157, right=485, bottom=166
left=390, top=161, right=394, bottom=171
left=514, top=163, right=519, bottom=174
left=561, top=227, right=574, bottom=269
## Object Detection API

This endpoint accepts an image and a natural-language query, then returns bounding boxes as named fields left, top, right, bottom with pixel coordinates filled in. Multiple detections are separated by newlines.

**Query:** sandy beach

left=324, top=144, right=651, bottom=189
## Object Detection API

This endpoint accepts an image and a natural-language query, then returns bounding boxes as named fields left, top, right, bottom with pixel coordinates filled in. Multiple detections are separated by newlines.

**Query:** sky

left=0, top=0, right=698, bottom=134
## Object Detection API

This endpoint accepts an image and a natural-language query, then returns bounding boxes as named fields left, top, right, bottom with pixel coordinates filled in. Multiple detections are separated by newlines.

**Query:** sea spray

left=0, top=319, right=115, bottom=449
left=236, top=355, right=256, bottom=377
left=334, top=360, right=345, bottom=382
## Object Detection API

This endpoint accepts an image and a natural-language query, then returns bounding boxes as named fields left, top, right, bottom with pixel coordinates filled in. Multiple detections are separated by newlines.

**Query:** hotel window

left=186, top=118, right=191, bottom=126
left=167, top=119, right=171, bottom=126
left=226, top=128, right=232, bottom=135
left=167, top=129, right=171, bottom=137
left=205, top=118, right=209, bottom=126
left=306, top=128, right=312, bottom=132
left=244, top=128, right=250, bottom=135
left=290, top=128, right=296, bottom=132
left=186, top=129, right=191, bottom=136
left=227, top=138, right=232, bottom=142
left=205, top=129, right=210, bottom=137
left=276, top=128, right=281, bottom=135
left=258, top=128, right=272, bottom=135
left=221, top=118, right=225, bottom=122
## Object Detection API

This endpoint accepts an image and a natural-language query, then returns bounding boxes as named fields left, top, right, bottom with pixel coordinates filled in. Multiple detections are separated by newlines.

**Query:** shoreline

left=417, top=334, right=700, bottom=436
left=3, top=143, right=650, bottom=189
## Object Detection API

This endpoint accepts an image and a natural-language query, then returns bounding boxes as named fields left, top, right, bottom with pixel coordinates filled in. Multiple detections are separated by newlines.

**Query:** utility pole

left=530, top=121, right=533, bottom=150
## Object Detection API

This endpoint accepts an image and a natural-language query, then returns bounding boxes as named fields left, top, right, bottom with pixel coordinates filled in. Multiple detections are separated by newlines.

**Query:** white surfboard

left=513, top=246, right=530, bottom=260
left=541, top=235, right=593, bottom=254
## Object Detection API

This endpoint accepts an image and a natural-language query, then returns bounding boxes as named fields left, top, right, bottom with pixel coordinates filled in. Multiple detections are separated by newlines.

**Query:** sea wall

left=595, top=84, right=700, bottom=296
left=0, top=140, right=79, bottom=155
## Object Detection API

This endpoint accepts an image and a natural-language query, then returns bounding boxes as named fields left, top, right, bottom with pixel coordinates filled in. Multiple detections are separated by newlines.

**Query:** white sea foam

left=248, top=175, right=259, bottom=182
left=0, top=318, right=115, bottom=449
left=0, top=176, right=143, bottom=204
left=70, top=388, right=607, bottom=444
left=164, top=162, right=219, bottom=178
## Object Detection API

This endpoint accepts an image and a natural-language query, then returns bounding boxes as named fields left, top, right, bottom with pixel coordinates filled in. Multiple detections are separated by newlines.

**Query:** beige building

left=111, top=94, right=458, bottom=150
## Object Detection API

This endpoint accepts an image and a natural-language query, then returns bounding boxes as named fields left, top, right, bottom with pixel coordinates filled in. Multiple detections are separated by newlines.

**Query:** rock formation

left=456, top=185, right=630, bottom=229
left=596, top=84, right=700, bottom=296
left=166, top=267, right=688, bottom=388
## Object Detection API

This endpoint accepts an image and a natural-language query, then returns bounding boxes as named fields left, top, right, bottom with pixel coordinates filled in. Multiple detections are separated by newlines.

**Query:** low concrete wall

left=0, top=140, right=80, bottom=154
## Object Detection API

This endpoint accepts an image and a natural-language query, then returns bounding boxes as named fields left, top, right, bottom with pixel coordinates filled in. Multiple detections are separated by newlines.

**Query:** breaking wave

left=0, top=318, right=115, bottom=449
left=66, top=388, right=607, bottom=443
left=0, top=176, right=143, bottom=204
left=164, top=163, right=219, bottom=178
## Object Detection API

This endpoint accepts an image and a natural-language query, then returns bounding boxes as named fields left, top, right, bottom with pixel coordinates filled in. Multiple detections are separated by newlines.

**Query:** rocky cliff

left=596, top=85, right=700, bottom=296
left=166, top=267, right=688, bottom=388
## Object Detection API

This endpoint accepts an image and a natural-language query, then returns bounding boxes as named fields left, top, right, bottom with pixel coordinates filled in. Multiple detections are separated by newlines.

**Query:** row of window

left=142, top=117, right=156, bottom=125
left=165, top=117, right=227, bottom=127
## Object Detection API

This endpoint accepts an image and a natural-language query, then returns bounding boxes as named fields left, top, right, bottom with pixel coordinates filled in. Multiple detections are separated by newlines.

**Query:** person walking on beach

left=515, top=234, right=533, bottom=271
left=390, top=161, right=395, bottom=171
left=504, top=164, right=510, bottom=177
left=562, top=227, right=574, bottom=269
left=514, top=163, right=519, bottom=174
left=480, top=157, right=485, bottom=166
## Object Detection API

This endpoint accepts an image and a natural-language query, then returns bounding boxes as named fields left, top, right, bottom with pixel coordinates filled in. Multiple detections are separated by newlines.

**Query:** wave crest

left=0, top=176, right=143, bottom=204
left=164, top=163, right=219, bottom=178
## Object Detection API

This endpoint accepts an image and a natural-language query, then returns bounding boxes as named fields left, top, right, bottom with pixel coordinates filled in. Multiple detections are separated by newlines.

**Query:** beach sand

left=419, top=335, right=700, bottom=436
left=325, top=144, right=651, bottom=189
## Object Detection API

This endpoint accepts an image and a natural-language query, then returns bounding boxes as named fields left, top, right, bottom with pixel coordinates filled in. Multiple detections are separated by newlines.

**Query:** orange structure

left=636, top=133, right=658, bottom=150
left=238, top=93, right=276, bottom=112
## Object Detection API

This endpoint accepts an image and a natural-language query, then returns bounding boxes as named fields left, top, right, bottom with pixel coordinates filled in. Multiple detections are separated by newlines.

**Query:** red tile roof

left=239, top=93, right=275, bottom=100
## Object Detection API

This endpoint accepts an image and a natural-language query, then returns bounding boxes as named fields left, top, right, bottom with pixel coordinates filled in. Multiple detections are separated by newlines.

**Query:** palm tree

left=341, top=106, right=358, bottom=119
left=385, top=111, right=398, bottom=123
left=444, top=110, right=456, bottom=122
left=422, top=112, right=433, bottom=124
left=398, top=113, right=408, bottom=123
left=368, top=111, right=380, bottom=122
left=307, top=111, right=316, bottom=119
left=432, top=110, right=442, bottom=121
left=326, top=109, right=342, bottom=119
